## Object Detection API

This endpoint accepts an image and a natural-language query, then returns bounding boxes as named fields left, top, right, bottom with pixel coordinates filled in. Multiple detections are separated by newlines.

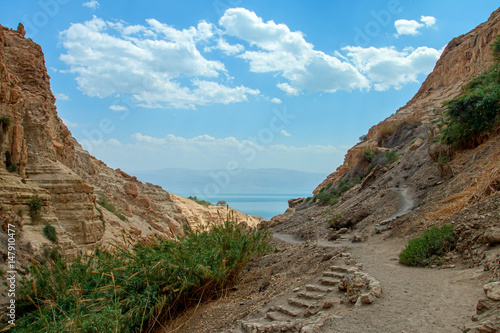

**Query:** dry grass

left=426, top=141, right=500, bottom=221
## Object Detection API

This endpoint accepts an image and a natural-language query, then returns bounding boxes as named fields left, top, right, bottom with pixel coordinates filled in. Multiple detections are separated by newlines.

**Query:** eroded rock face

left=0, top=24, right=265, bottom=260
left=314, top=8, right=500, bottom=194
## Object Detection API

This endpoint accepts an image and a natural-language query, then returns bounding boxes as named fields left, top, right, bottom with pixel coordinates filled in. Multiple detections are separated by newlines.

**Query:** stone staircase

left=232, top=262, right=381, bottom=333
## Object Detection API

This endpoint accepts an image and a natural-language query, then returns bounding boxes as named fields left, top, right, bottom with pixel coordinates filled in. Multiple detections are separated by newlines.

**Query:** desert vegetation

left=14, top=221, right=272, bottom=333
left=187, top=195, right=212, bottom=207
left=440, top=35, right=500, bottom=147
left=398, top=225, right=455, bottom=267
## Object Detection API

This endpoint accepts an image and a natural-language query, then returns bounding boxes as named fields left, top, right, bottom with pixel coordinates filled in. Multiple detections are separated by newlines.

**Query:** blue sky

left=1, top=0, right=498, bottom=175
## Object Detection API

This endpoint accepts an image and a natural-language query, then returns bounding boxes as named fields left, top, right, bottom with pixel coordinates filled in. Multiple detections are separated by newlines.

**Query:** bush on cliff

left=14, top=221, right=272, bottom=333
left=440, top=35, right=500, bottom=147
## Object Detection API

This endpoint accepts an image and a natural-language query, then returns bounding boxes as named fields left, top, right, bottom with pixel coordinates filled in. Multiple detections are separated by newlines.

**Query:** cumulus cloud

left=59, top=17, right=259, bottom=109
left=207, top=38, right=245, bottom=55
left=343, top=46, right=441, bottom=91
left=82, top=0, right=99, bottom=9
left=395, top=16, right=436, bottom=36
left=219, top=8, right=370, bottom=95
left=280, top=130, right=292, bottom=137
left=270, top=97, right=282, bottom=104
left=421, top=16, right=436, bottom=27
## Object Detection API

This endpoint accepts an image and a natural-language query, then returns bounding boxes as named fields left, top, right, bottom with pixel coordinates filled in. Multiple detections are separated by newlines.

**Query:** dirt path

left=275, top=187, right=487, bottom=332
left=319, top=235, right=487, bottom=333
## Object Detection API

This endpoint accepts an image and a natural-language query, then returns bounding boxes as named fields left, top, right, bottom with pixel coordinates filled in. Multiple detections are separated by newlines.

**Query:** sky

left=1, top=0, right=499, bottom=176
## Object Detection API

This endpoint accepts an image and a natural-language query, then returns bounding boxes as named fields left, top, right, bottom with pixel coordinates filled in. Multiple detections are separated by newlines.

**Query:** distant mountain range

left=131, top=168, right=326, bottom=195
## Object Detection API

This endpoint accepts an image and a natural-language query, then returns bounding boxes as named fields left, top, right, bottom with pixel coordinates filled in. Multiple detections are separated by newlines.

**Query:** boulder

left=288, top=197, right=305, bottom=208
left=124, top=183, right=139, bottom=198
left=483, top=227, right=500, bottom=244
left=484, top=282, right=500, bottom=301
left=407, top=137, right=424, bottom=151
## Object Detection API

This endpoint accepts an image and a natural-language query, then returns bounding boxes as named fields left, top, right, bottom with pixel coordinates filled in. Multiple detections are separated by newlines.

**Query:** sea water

left=175, top=192, right=312, bottom=220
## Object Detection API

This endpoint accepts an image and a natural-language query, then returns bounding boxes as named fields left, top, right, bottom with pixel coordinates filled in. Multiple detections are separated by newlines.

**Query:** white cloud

left=109, top=105, right=127, bottom=111
left=219, top=8, right=370, bottom=95
left=55, top=93, right=70, bottom=101
left=59, top=17, right=259, bottom=109
left=280, top=130, right=292, bottom=137
left=208, top=38, right=245, bottom=55
left=270, top=97, right=282, bottom=104
left=395, top=16, right=437, bottom=36
left=421, top=16, right=436, bottom=27
left=394, top=19, right=423, bottom=36
left=82, top=0, right=99, bottom=9
left=343, top=46, right=442, bottom=91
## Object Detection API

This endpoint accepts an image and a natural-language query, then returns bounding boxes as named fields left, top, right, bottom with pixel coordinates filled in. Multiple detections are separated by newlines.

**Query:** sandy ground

left=320, top=234, right=487, bottom=333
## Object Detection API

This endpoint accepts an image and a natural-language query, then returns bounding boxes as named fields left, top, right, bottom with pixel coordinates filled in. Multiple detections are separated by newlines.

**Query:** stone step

left=297, top=291, right=325, bottom=300
left=305, top=284, right=333, bottom=293
left=330, top=266, right=349, bottom=273
left=265, top=310, right=293, bottom=322
left=319, top=277, right=340, bottom=286
left=288, top=297, right=316, bottom=309
left=273, top=305, right=300, bottom=317
left=241, top=321, right=295, bottom=333
left=323, top=271, right=344, bottom=279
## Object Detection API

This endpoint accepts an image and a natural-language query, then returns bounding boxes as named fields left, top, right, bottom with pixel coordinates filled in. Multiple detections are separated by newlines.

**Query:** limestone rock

left=16, top=23, right=26, bottom=37
left=408, top=137, right=424, bottom=151
left=288, top=197, right=305, bottom=208
left=483, top=227, right=500, bottom=244
left=484, top=282, right=500, bottom=301
left=124, top=183, right=139, bottom=198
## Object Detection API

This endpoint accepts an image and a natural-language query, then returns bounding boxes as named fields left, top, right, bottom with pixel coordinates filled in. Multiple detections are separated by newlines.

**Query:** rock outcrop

left=0, top=24, right=264, bottom=264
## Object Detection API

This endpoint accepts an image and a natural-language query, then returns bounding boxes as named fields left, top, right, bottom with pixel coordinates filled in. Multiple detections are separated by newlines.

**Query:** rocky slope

left=266, top=8, right=500, bottom=331
left=272, top=7, right=500, bottom=245
left=0, top=23, right=264, bottom=265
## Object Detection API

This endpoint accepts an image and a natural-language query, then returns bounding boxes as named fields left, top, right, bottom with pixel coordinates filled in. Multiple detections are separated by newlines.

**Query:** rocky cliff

left=273, top=8, right=500, bottom=269
left=269, top=9, right=500, bottom=330
left=0, top=23, right=264, bottom=263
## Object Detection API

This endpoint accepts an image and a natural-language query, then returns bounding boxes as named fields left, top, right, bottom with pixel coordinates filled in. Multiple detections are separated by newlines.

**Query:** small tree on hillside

left=216, top=200, right=227, bottom=206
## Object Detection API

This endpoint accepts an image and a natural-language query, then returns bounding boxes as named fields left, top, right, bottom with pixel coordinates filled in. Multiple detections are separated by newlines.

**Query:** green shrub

left=43, top=225, right=58, bottom=243
left=28, top=195, right=43, bottom=218
left=321, top=209, right=331, bottom=216
left=15, top=221, right=272, bottom=332
left=187, top=195, right=212, bottom=207
left=359, top=134, right=367, bottom=141
left=440, top=37, right=500, bottom=147
left=384, top=150, right=400, bottom=164
left=312, top=177, right=358, bottom=206
left=327, top=214, right=342, bottom=228
left=362, top=147, right=376, bottom=162
left=440, top=69, right=500, bottom=147
left=398, top=225, right=455, bottom=267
